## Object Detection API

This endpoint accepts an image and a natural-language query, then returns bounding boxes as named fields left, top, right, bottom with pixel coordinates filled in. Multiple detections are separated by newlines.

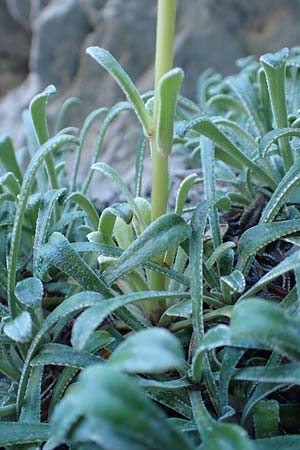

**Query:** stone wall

left=1, top=0, right=300, bottom=198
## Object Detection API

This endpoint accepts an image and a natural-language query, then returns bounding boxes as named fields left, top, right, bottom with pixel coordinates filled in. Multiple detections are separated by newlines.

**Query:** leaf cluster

left=1, top=46, right=300, bottom=450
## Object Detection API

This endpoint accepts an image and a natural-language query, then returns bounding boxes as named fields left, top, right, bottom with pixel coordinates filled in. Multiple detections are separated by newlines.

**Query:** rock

left=30, top=0, right=51, bottom=22
left=2, top=0, right=300, bottom=118
left=0, top=0, right=31, bottom=96
left=30, top=0, right=92, bottom=89
left=0, top=74, right=41, bottom=147
left=210, top=0, right=300, bottom=58
left=1, top=0, right=300, bottom=200
left=6, top=0, right=31, bottom=30
left=5, top=0, right=31, bottom=29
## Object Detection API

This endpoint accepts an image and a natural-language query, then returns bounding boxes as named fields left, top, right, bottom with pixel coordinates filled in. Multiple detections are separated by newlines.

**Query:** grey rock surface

left=0, top=0, right=31, bottom=95
left=5, top=0, right=31, bottom=29
left=1, top=0, right=300, bottom=199
left=30, top=0, right=92, bottom=89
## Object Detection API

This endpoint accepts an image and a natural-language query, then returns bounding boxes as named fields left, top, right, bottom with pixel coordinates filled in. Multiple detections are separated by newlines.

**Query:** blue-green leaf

left=86, top=47, right=152, bottom=135
left=72, top=291, right=188, bottom=351
left=0, top=423, right=50, bottom=445
left=0, top=135, right=23, bottom=182
left=107, top=327, right=184, bottom=373
left=15, top=277, right=44, bottom=308
left=231, top=298, right=300, bottom=360
left=157, top=67, right=184, bottom=155
left=40, top=232, right=110, bottom=296
left=4, top=311, right=32, bottom=343
left=31, top=343, right=101, bottom=368
left=49, top=365, right=194, bottom=450
left=103, top=213, right=191, bottom=285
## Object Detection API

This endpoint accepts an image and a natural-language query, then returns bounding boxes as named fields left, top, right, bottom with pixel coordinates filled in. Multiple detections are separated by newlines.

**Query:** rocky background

left=1, top=0, right=300, bottom=199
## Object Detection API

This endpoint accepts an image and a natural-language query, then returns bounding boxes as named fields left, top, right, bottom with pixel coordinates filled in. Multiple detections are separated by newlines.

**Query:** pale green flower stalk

left=150, top=0, right=177, bottom=292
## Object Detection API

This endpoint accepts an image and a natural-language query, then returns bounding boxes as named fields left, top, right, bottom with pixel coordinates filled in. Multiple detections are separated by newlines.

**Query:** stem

left=151, top=0, right=176, bottom=220
left=150, top=0, right=177, bottom=292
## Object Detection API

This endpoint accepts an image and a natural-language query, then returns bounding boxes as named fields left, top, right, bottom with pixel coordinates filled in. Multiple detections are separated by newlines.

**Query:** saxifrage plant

left=1, top=0, right=300, bottom=448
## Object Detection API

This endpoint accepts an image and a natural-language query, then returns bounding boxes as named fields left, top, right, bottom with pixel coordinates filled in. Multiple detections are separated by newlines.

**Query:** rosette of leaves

left=0, top=4, right=300, bottom=445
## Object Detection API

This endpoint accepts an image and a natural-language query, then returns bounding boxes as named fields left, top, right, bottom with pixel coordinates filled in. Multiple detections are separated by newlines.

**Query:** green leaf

left=207, top=241, right=236, bottom=269
left=178, top=93, right=202, bottom=113
left=29, top=84, right=56, bottom=144
left=190, top=200, right=209, bottom=342
left=260, top=47, right=289, bottom=69
left=242, top=383, right=285, bottom=428
left=72, top=291, right=189, bottom=351
left=82, top=101, right=133, bottom=193
left=7, top=134, right=79, bottom=318
left=241, top=251, right=300, bottom=298
left=23, top=108, right=48, bottom=192
left=238, top=220, right=300, bottom=258
left=260, top=160, right=300, bottom=223
left=219, top=347, right=245, bottom=414
left=0, top=423, right=50, bottom=445
left=0, top=135, right=23, bottom=182
left=178, top=117, right=275, bottom=188
left=4, top=311, right=32, bottom=343
left=207, top=93, right=246, bottom=114
left=164, top=297, right=192, bottom=318
left=157, top=67, right=184, bottom=155
left=29, top=84, right=59, bottom=190
left=226, top=71, right=266, bottom=136
left=92, top=162, right=145, bottom=230
left=65, top=192, right=99, bottom=230
left=133, top=196, right=152, bottom=229
left=234, top=363, right=300, bottom=384
left=260, top=48, right=292, bottom=170
left=255, top=435, right=300, bottom=450
left=201, top=136, right=230, bottom=277
left=192, top=324, right=266, bottom=383
left=107, top=327, right=184, bottom=373
left=151, top=389, right=192, bottom=420
left=138, top=378, right=191, bottom=390
left=253, top=400, right=279, bottom=438
left=48, top=331, right=114, bottom=416
left=258, top=67, right=272, bottom=130
left=33, top=188, right=67, bottom=278
left=202, top=422, right=254, bottom=450
left=0, top=404, right=16, bottom=418
left=259, top=127, right=300, bottom=158
left=103, top=213, right=191, bottom=285
left=220, top=270, right=245, bottom=294
left=17, top=291, right=104, bottom=412
left=95, top=202, right=133, bottom=246
left=192, top=325, right=233, bottom=382
left=0, top=359, right=20, bottom=382
left=212, top=116, right=258, bottom=150
left=0, top=172, right=21, bottom=196
left=15, top=277, right=44, bottom=308
left=189, top=200, right=226, bottom=341
left=189, top=198, right=222, bottom=412
left=49, top=211, right=86, bottom=233
left=31, top=343, right=101, bottom=368
left=40, top=232, right=110, bottom=296
left=71, top=106, right=108, bottom=191
left=20, top=366, right=43, bottom=423
left=54, top=96, right=81, bottom=134
left=175, top=173, right=200, bottom=216
left=49, top=365, right=194, bottom=450
left=73, top=241, right=190, bottom=287
left=86, top=47, right=152, bottom=135
left=135, top=134, right=147, bottom=197
left=230, top=299, right=300, bottom=360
